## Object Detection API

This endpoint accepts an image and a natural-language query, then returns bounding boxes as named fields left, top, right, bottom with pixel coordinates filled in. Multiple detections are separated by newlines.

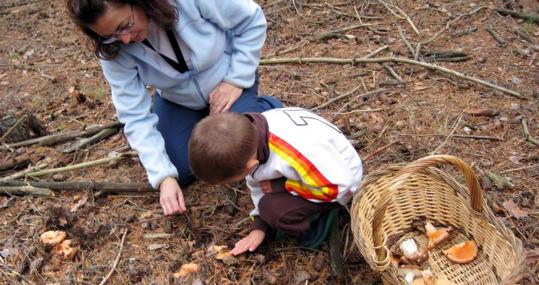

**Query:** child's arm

left=230, top=229, right=265, bottom=256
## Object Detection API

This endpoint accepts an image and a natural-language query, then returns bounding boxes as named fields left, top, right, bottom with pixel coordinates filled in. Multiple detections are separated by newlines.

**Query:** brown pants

left=258, top=191, right=341, bottom=237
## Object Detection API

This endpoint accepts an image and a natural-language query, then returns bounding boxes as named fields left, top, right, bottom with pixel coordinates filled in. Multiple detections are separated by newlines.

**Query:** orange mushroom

left=425, top=222, right=452, bottom=250
left=443, top=240, right=478, bottom=264
left=411, top=278, right=457, bottom=285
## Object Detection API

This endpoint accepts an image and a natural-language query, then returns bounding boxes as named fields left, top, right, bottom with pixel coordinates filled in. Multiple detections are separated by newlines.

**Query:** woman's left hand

left=209, top=81, right=242, bottom=115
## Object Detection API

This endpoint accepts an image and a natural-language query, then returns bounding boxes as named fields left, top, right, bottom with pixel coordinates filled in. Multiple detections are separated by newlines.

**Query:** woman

left=66, top=0, right=282, bottom=216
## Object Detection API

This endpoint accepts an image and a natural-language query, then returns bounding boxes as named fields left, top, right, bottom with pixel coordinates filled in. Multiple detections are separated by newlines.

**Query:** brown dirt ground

left=0, top=0, right=538, bottom=284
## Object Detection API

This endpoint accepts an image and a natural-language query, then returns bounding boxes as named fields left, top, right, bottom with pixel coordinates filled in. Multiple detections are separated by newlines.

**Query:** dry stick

left=521, top=118, right=539, bottom=146
left=382, top=63, right=405, bottom=83
left=311, top=85, right=363, bottom=111
left=0, top=186, right=54, bottom=196
left=514, top=30, right=535, bottom=44
left=0, top=180, right=153, bottom=193
left=0, top=156, right=30, bottom=172
left=0, top=114, right=27, bottom=143
left=379, top=0, right=419, bottom=35
left=423, top=7, right=485, bottom=46
left=0, top=152, right=135, bottom=181
left=496, top=8, right=539, bottom=24
left=259, top=56, right=526, bottom=99
left=99, top=228, right=128, bottom=285
left=0, top=162, right=48, bottom=181
left=398, top=26, right=416, bottom=56
left=363, top=141, right=398, bottom=161
left=63, top=127, right=119, bottom=153
left=1, top=121, right=122, bottom=149
left=431, top=115, right=463, bottom=155
left=362, top=45, right=389, bottom=59
left=486, top=27, right=506, bottom=46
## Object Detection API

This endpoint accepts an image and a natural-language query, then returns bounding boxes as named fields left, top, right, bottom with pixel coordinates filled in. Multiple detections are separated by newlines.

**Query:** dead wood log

left=486, top=27, right=506, bottom=46
left=0, top=156, right=30, bottom=172
left=259, top=56, right=526, bottom=99
left=422, top=50, right=471, bottom=62
left=0, top=180, right=153, bottom=193
left=1, top=121, right=122, bottom=149
left=0, top=186, right=54, bottom=196
left=496, top=8, right=539, bottom=24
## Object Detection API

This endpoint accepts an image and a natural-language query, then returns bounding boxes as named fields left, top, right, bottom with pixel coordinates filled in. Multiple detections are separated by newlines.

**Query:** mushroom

left=53, top=239, right=79, bottom=260
left=173, top=263, right=199, bottom=278
left=425, top=222, right=452, bottom=250
left=397, top=265, right=422, bottom=284
left=443, top=240, right=478, bottom=264
left=40, top=230, right=67, bottom=247
left=411, top=277, right=457, bottom=285
left=399, top=238, right=429, bottom=266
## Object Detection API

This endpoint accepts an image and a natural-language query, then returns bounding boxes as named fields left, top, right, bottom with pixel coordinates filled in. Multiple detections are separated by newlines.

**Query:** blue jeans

left=153, top=76, right=282, bottom=186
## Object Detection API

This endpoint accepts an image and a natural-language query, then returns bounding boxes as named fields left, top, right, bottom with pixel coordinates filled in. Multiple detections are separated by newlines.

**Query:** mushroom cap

left=425, top=222, right=452, bottom=250
left=411, top=278, right=457, bottom=285
left=40, top=230, right=67, bottom=247
left=443, top=240, right=478, bottom=264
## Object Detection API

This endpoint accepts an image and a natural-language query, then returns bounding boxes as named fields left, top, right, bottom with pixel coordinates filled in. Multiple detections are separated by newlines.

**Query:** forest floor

left=0, top=0, right=538, bottom=284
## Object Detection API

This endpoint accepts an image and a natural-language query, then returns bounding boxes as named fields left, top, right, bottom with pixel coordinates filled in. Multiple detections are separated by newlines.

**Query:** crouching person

left=188, top=107, right=363, bottom=255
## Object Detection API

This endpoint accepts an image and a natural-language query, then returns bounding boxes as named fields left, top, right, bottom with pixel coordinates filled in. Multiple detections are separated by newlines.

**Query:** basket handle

left=392, top=154, right=483, bottom=212
left=370, top=155, right=484, bottom=266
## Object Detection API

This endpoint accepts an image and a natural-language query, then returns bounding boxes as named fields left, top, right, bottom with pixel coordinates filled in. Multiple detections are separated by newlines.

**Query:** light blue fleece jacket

left=99, top=0, right=267, bottom=188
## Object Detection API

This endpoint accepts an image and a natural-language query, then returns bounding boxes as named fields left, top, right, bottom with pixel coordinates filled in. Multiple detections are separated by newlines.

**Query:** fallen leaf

left=502, top=200, right=528, bottom=219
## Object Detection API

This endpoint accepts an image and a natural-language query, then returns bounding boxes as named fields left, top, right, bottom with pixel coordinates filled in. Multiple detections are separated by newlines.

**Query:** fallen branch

left=422, top=7, right=485, bottom=46
left=99, top=228, right=128, bottom=285
left=0, top=156, right=30, bottom=172
left=0, top=162, right=48, bottom=181
left=451, top=27, right=478, bottom=37
left=63, top=127, right=119, bottom=153
left=0, top=186, right=54, bottom=196
left=364, top=141, right=398, bottom=161
left=486, top=27, right=506, bottom=46
left=311, top=85, right=363, bottom=111
left=382, top=63, right=405, bottom=83
left=496, top=8, right=539, bottom=24
left=431, top=115, right=463, bottom=155
left=514, top=30, right=535, bottom=44
left=0, top=180, right=153, bottom=193
left=398, top=26, right=415, bottom=56
left=260, top=56, right=526, bottom=99
left=521, top=118, right=539, bottom=146
left=0, top=121, right=122, bottom=149
left=0, top=152, right=135, bottom=181
left=362, top=45, right=389, bottom=59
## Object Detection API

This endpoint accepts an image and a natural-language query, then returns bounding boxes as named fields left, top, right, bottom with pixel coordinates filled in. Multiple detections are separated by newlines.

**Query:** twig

left=0, top=114, right=27, bottom=143
left=0, top=180, right=153, bottom=193
left=313, top=23, right=381, bottom=41
left=486, top=27, right=506, bottom=46
left=63, top=127, right=119, bottom=153
left=398, top=132, right=504, bottom=141
left=521, top=118, right=539, bottom=146
left=496, top=8, right=539, bottom=24
left=260, top=56, right=527, bottom=99
left=0, top=121, right=122, bottom=149
left=0, top=186, right=54, bottom=196
left=422, top=7, right=485, bottom=46
left=451, top=27, right=478, bottom=37
left=379, top=0, right=419, bottom=34
left=311, top=85, right=363, bottom=111
left=362, top=45, right=389, bottom=59
left=0, top=152, right=135, bottom=181
left=0, top=162, right=48, bottom=181
left=431, top=115, right=462, bottom=155
left=382, top=63, right=405, bottom=83
left=99, top=228, right=128, bottom=285
left=0, top=156, right=30, bottom=172
left=398, top=26, right=415, bottom=56
left=363, top=141, right=398, bottom=161
left=514, top=30, right=535, bottom=44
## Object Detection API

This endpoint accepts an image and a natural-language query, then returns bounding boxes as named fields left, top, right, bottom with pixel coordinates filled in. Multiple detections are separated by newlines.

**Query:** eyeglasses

left=100, top=5, right=135, bottom=44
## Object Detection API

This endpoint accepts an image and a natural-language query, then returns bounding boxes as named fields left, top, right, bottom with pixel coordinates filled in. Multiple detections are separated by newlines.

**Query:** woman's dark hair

left=66, top=0, right=177, bottom=60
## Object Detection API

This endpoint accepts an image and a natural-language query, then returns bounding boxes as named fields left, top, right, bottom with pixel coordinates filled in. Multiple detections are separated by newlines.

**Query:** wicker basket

left=350, top=155, right=526, bottom=285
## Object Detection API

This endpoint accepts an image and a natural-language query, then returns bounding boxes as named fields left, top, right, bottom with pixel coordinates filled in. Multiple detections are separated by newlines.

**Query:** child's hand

left=159, top=177, right=186, bottom=215
left=230, top=229, right=265, bottom=256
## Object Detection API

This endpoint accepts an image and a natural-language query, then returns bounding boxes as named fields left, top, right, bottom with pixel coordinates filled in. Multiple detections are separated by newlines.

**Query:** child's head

left=188, top=112, right=259, bottom=184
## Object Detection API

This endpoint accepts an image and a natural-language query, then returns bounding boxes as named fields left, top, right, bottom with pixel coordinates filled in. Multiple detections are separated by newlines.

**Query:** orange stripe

left=269, top=133, right=338, bottom=201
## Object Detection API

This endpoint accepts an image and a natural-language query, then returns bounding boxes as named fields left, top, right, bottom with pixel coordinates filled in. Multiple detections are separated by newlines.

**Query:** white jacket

left=246, top=108, right=363, bottom=216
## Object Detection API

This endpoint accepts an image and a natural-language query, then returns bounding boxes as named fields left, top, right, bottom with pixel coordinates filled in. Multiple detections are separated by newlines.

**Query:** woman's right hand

left=159, top=177, right=186, bottom=215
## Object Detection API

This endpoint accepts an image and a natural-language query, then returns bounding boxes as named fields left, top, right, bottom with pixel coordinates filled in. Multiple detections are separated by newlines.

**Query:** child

left=188, top=107, right=363, bottom=255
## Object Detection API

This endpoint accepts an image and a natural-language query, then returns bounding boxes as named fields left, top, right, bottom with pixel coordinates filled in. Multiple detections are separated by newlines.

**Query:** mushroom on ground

left=53, top=239, right=79, bottom=260
left=443, top=240, right=478, bottom=264
left=40, top=230, right=67, bottom=247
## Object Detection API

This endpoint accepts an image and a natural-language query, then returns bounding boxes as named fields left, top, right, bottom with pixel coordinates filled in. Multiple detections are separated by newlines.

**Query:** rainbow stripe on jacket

left=268, top=133, right=338, bottom=202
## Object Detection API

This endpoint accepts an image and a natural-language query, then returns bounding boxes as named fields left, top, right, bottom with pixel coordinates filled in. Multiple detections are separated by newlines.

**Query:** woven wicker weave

left=351, top=155, right=526, bottom=285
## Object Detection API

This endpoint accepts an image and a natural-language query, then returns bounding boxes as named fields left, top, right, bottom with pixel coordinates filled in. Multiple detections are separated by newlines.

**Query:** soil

left=0, top=0, right=538, bottom=284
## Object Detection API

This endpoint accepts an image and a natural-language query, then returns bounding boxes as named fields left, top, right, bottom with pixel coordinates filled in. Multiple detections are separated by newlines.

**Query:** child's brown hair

left=188, top=112, right=258, bottom=184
